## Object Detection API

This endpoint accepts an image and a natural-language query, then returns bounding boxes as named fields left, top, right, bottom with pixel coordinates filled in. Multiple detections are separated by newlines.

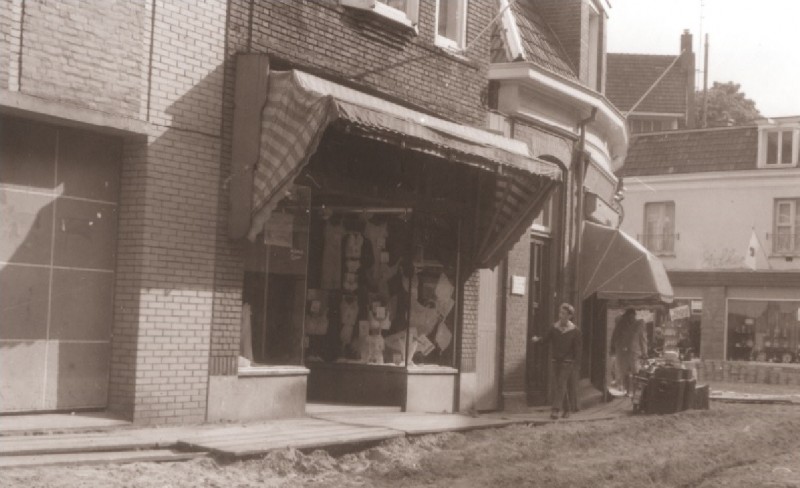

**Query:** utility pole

left=702, top=34, right=709, bottom=128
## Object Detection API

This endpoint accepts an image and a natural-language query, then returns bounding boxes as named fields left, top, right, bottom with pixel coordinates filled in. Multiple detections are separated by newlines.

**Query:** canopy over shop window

left=580, top=221, right=674, bottom=303
left=242, top=68, right=562, bottom=267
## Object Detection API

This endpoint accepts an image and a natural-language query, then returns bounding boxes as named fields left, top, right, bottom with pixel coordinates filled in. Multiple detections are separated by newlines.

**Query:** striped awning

left=580, top=222, right=674, bottom=303
left=249, top=70, right=562, bottom=265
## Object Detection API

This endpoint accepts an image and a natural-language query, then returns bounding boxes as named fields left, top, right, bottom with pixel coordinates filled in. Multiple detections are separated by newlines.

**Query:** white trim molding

left=488, top=62, right=629, bottom=173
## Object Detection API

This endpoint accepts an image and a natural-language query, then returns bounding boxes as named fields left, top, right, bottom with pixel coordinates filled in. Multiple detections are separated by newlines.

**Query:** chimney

left=680, top=30, right=697, bottom=128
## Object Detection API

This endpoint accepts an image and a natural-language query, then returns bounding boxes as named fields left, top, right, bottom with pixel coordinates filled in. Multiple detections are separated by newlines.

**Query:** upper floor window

left=341, top=0, right=419, bottom=30
left=629, top=118, right=677, bottom=134
left=586, top=2, right=601, bottom=91
left=435, top=0, right=467, bottom=50
left=642, top=201, right=675, bottom=255
left=532, top=193, right=554, bottom=234
left=774, top=198, right=800, bottom=255
left=759, top=128, right=799, bottom=167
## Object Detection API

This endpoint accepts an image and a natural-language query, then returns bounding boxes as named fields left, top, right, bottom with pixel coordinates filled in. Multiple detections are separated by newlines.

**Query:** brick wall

left=700, top=286, right=726, bottom=360
left=238, top=0, right=494, bottom=127
left=460, top=270, right=480, bottom=373
left=0, top=0, right=23, bottom=90
left=16, top=0, right=147, bottom=117
left=105, top=0, right=229, bottom=424
left=208, top=0, right=252, bottom=376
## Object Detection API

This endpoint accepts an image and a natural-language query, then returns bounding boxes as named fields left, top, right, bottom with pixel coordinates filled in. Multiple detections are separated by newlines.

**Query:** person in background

left=610, top=308, right=648, bottom=394
left=532, top=303, right=582, bottom=420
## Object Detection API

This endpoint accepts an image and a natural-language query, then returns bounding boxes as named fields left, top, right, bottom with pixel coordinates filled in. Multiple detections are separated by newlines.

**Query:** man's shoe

left=562, top=410, right=571, bottom=419
left=550, top=411, right=559, bottom=420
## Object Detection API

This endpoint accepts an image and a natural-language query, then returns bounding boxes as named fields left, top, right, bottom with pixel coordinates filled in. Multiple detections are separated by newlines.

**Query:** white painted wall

left=620, top=168, right=800, bottom=271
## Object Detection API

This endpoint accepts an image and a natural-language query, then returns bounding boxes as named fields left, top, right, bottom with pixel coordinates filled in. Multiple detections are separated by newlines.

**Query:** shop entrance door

left=476, top=267, right=500, bottom=411
left=527, top=238, right=551, bottom=405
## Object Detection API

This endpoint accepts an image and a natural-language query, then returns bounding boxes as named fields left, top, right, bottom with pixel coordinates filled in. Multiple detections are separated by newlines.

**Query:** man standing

left=532, top=303, right=582, bottom=420
left=610, top=308, right=648, bottom=394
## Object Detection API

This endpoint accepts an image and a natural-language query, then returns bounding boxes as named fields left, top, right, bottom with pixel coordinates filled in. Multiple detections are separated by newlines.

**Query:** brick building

left=1, top=0, right=649, bottom=424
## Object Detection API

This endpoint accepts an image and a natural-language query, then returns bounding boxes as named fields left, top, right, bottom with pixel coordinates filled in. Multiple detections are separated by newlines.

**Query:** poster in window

left=264, top=213, right=294, bottom=248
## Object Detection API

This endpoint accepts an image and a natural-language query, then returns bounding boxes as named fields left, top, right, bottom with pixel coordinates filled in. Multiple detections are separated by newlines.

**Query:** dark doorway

left=526, top=237, right=552, bottom=405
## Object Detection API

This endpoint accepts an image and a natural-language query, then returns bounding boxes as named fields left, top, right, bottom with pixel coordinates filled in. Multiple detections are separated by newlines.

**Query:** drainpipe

left=571, top=108, right=597, bottom=316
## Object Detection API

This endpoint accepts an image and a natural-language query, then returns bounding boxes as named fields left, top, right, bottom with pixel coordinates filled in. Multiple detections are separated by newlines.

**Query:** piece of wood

left=0, top=449, right=205, bottom=468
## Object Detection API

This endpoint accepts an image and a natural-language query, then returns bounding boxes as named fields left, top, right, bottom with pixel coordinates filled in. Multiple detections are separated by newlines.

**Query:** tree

left=695, top=81, right=761, bottom=128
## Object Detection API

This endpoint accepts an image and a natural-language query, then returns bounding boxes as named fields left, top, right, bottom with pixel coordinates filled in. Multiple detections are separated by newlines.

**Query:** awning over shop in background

left=243, top=68, right=562, bottom=267
left=580, top=221, right=674, bottom=303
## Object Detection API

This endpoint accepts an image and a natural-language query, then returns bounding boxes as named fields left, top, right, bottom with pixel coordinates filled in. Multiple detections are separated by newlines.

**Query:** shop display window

left=727, top=300, right=800, bottom=363
left=664, top=299, right=702, bottom=360
left=303, top=208, right=458, bottom=369
left=241, top=187, right=311, bottom=366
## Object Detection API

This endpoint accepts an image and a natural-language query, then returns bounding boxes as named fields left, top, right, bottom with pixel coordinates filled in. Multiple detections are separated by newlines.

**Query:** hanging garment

left=410, top=298, right=441, bottom=336
left=344, top=232, right=364, bottom=259
left=364, top=221, right=388, bottom=284
left=321, top=221, right=345, bottom=290
left=305, top=313, right=329, bottom=336
left=340, top=295, right=359, bottom=327
left=343, top=272, right=359, bottom=292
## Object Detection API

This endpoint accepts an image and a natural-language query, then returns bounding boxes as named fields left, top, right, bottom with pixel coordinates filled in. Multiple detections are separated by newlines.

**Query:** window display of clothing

left=321, top=221, right=344, bottom=290
left=365, top=220, right=388, bottom=285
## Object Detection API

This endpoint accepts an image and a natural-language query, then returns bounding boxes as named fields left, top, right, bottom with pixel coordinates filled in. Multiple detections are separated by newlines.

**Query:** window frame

left=773, top=198, right=800, bottom=256
left=341, top=0, right=420, bottom=31
left=758, top=128, right=799, bottom=168
left=642, top=201, right=676, bottom=256
left=585, top=0, right=602, bottom=91
left=434, top=0, right=468, bottom=51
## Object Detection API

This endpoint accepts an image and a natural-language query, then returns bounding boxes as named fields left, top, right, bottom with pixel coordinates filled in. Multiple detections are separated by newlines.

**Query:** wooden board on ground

left=179, top=418, right=402, bottom=457
left=0, top=427, right=197, bottom=456
left=312, top=412, right=513, bottom=435
left=0, top=449, right=205, bottom=468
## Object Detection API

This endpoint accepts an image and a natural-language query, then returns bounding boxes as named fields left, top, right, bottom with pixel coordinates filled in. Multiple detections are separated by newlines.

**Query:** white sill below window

left=341, top=0, right=418, bottom=32
left=434, top=35, right=464, bottom=53
left=238, top=365, right=309, bottom=377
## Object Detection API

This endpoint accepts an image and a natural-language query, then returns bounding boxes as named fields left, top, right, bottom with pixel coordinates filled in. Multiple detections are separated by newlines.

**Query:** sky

left=606, top=0, right=800, bottom=118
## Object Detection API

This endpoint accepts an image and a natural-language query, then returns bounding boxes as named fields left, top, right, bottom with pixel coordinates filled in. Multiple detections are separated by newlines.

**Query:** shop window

left=642, top=201, right=675, bottom=255
left=727, top=300, right=800, bottom=363
left=341, top=0, right=419, bottom=30
left=435, top=0, right=467, bottom=50
left=301, top=208, right=458, bottom=369
left=663, top=299, right=702, bottom=360
left=241, top=187, right=311, bottom=366
left=773, top=198, right=800, bottom=255
left=759, top=128, right=798, bottom=167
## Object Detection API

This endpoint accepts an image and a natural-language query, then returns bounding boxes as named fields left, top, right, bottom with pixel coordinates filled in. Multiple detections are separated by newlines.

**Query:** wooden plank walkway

left=178, top=417, right=402, bottom=458
left=0, top=427, right=198, bottom=457
left=311, top=412, right=513, bottom=435
left=0, top=449, right=205, bottom=468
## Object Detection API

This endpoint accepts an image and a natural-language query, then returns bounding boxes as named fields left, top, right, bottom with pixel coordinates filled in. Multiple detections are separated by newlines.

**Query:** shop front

left=579, top=221, right=674, bottom=395
left=210, top=60, right=562, bottom=421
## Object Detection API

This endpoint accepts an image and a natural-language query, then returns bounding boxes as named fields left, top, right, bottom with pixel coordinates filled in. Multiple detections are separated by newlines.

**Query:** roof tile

left=606, top=54, right=688, bottom=114
left=621, top=126, right=759, bottom=177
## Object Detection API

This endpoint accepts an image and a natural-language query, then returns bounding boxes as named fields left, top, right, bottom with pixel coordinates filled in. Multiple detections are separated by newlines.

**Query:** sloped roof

left=621, top=126, right=759, bottom=177
left=492, top=1, right=577, bottom=81
left=606, top=54, right=688, bottom=114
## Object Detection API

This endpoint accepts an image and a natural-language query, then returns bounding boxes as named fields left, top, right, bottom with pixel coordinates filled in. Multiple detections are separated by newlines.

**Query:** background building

left=620, top=117, right=800, bottom=381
